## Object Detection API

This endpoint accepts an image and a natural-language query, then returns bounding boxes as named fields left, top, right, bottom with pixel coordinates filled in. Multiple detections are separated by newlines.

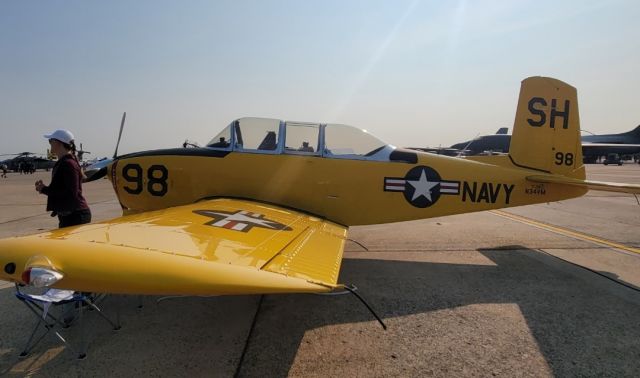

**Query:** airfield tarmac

left=0, top=165, right=639, bottom=377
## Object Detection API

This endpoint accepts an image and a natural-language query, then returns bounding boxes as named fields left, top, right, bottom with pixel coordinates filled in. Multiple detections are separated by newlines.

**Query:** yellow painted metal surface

left=262, top=222, right=346, bottom=285
left=0, top=199, right=347, bottom=295
left=510, top=77, right=583, bottom=176
left=108, top=151, right=588, bottom=226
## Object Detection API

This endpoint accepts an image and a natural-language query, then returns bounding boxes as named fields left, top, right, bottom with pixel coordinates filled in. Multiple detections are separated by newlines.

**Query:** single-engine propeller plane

left=1, top=77, right=640, bottom=304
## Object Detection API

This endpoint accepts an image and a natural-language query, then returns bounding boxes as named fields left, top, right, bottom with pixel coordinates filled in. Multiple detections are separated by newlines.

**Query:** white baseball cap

left=44, top=129, right=75, bottom=144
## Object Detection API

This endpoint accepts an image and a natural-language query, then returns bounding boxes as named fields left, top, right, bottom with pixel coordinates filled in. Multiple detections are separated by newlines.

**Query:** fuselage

left=108, top=147, right=586, bottom=226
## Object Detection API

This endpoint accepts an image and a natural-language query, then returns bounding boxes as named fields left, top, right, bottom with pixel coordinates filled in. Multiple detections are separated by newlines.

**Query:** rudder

left=509, top=77, right=584, bottom=179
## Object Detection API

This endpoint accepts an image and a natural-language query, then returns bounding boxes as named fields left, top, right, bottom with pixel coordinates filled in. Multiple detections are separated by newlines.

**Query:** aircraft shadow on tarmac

left=1, top=247, right=639, bottom=376
left=237, top=247, right=640, bottom=377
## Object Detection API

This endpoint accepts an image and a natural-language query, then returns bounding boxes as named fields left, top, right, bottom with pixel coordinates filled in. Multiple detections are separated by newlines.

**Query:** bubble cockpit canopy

left=206, top=117, right=394, bottom=161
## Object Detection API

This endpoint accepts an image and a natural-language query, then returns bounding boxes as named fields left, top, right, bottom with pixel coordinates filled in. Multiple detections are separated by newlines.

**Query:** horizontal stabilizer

left=582, top=143, right=640, bottom=147
left=527, top=175, right=640, bottom=194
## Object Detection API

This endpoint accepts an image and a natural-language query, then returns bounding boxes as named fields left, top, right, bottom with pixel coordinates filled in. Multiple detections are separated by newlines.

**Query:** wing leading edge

left=0, top=199, right=347, bottom=295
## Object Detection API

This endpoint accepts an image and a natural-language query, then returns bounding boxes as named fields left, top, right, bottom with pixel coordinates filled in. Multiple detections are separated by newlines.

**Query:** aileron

left=262, top=222, right=347, bottom=286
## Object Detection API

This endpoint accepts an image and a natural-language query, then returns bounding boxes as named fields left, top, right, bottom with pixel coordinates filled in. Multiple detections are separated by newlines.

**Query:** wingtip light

left=21, top=267, right=64, bottom=287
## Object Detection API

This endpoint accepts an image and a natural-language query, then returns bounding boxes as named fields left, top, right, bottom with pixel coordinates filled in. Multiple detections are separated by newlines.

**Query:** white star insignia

left=407, top=169, right=439, bottom=202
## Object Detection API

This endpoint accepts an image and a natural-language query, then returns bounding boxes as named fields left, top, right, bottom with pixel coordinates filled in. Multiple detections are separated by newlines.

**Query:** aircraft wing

left=527, top=175, right=640, bottom=194
left=0, top=199, right=347, bottom=295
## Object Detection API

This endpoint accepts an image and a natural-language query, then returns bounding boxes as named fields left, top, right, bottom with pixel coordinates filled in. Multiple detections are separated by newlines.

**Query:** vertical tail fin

left=625, top=125, right=640, bottom=137
left=509, top=77, right=584, bottom=179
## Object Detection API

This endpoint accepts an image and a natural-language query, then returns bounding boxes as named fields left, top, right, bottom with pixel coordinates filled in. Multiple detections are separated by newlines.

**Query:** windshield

left=206, top=122, right=232, bottom=148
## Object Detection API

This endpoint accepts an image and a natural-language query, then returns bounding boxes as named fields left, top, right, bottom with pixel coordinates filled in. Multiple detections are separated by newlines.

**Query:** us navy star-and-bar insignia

left=384, top=165, right=460, bottom=208
left=193, top=210, right=292, bottom=232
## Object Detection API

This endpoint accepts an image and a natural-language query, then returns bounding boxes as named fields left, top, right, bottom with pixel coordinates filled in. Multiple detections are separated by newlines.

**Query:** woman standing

left=35, top=129, right=91, bottom=228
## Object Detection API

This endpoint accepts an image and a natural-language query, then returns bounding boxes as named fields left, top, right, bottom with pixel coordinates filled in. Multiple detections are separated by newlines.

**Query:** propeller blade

left=113, top=112, right=126, bottom=158
left=84, top=158, right=113, bottom=182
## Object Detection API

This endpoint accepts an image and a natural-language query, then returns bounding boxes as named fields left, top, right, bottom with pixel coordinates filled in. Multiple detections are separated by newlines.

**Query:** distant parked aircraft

left=414, top=126, right=640, bottom=162
left=449, top=128, right=511, bottom=155
left=580, top=126, right=640, bottom=162
left=0, top=152, right=55, bottom=172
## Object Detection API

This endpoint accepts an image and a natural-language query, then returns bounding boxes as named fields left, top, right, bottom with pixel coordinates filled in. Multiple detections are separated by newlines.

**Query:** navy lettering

left=477, top=183, right=490, bottom=203
left=503, top=184, right=515, bottom=204
left=488, top=183, right=500, bottom=203
left=462, top=181, right=477, bottom=202
left=461, top=182, right=515, bottom=204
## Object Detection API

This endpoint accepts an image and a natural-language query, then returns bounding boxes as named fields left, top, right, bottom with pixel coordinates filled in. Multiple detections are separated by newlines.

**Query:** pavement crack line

left=0, top=199, right=118, bottom=225
left=0, top=198, right=117, bottom=207
left=234, top=294, right=265, bottom=378
left=0, top=213, right=46, bottom=225
left=490, top=210, right=640, bottom=256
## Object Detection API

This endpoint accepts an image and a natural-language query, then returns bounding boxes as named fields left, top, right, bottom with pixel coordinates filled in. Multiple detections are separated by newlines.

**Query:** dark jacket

left=41, top=154, right=89, bottom=215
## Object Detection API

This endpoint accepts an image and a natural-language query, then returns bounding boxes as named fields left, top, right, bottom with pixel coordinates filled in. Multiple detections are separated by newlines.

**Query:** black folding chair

left=14, top=284, right=121, bottom=359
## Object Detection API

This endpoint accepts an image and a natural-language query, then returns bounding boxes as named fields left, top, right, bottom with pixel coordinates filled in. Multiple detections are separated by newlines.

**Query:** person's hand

left=35, top=180, right=44, bottom=193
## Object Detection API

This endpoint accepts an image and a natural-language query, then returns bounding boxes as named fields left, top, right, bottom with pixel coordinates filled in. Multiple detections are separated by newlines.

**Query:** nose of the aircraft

left=84, top=158, right=114, bottom=182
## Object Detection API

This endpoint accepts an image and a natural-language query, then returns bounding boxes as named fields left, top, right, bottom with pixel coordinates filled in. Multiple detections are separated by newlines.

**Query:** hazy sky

left=1, top=0, right=638, bottom=158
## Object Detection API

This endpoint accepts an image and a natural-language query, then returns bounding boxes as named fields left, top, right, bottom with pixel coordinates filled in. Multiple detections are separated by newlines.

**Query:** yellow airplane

left=1, top=77, right=639, bottom=300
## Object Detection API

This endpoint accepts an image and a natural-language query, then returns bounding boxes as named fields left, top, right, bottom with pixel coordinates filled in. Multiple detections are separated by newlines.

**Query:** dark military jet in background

left=449, top=127, right=511, bottom=156
left=580, top=126, right=640, bottom=163
left=412, top=126, right=640, bottom=162
left=409, top=128, right=511, bottom=157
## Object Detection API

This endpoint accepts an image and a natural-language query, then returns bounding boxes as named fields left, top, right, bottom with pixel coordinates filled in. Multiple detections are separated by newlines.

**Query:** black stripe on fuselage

left=117, top=147, right=419, bottom=164
left=390, top=149, right=418, bottom=164
left=117, top=148, right=231, bottom=160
